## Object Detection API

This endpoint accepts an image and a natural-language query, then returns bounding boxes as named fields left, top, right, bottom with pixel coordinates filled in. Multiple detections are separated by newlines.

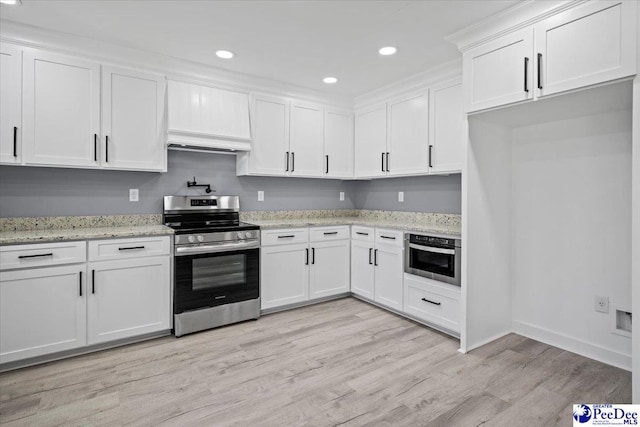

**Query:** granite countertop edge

left=245, top=218, right=461, bottom=238
left=0, top=225, right=175, bottom=246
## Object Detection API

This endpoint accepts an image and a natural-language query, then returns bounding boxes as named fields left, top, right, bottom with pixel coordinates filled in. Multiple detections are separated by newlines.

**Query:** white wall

left=510, top=110, right=633, bottom=370
left=632, top=78, right=640, bottom=401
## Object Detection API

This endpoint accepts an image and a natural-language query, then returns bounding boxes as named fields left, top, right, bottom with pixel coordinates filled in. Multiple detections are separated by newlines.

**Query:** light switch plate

left=398, top=191, right=404, bottom=202
left=340, top=192, right=345, bottom=201
left=129, top=189, right=139, bottom=202
left=258, top=191, right=264, bottom=201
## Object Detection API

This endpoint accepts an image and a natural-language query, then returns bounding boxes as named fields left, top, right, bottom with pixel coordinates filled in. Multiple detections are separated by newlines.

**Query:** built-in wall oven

left=404, top=233, right=461, bottom=286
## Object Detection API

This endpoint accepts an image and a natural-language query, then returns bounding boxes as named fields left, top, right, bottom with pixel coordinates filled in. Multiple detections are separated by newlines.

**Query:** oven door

left=174, top=247, right=259, bottom=314
left=405, top=243, right=460, bottom=286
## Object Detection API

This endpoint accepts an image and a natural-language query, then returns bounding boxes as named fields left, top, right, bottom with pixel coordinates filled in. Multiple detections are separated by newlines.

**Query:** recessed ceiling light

left=323, top=77, right=338, bottom=84
left=215, top=50, right=235, bottom=59
left=0, top=0, right=21, bottom=5
left=379, top=46, right=397, bottom=56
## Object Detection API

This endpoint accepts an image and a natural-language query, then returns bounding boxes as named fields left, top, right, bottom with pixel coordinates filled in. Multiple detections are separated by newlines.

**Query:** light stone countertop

left=0, top=225, right=174, bottom=246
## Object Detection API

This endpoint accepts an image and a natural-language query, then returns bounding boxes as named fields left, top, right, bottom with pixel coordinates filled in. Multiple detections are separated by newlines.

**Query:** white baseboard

left=463, top=330, right=512, bottom=353
left=513, top=320, right=631, bottom=371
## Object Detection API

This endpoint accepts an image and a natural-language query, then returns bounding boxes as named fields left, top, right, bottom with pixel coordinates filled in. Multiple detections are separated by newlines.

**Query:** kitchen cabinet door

left=429, top=81, right=465, bottom=174
left=463, top=28, right=534, bottom=113
left=309, top=240, right=350, bottom=299
left=102, top=66, right=166, bottom=171
left=374, top=244, right=403, bottom=311
left=239, top=93, right=289, bottom=176
left=289, top=101, right=324, bottom=177
left=0, top=265, right=86, bottom=363
left=0, top=43, right=21, bottom=164
left=351, top=239, right=375, bottom=300
left=387, top=91, right=429, bottom=176
left=22, top=49, right=100, bottom=168
left=261, top=243, right=309, bottom=310
left=354, top=104, right=387, bottom=178
left=87, top=256, right=170, bottom=345
left=535, top=0, right=637, bottom=98
left=324, top=108, right=354, bottom=178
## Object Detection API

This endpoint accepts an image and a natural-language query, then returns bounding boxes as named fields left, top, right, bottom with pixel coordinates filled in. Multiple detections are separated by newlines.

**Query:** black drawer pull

left=105, top=135, right=109, bottom=163
left=94, top=134, right=98, bottom=161
left=421, top=298, right=441, bottom=306
left=277, top=235, right=295, bottom=239
left=323, top=232, right=338, bottom=235
left=311, top=247, right=315, bottom=265
left=380, top=235, right=396, bottom=240
left=386, top=152, right=390, bottom=172
left=374, top=249, right=378, bottom=266
left=92, top=269, right=96, bottom=294
left=118, top=246, right=145, bottom=251
left=305, top=248, right=309, bottom=265
left=285, top=151, right=289, bottom=172
left=79, top=271, right=83, bottom=297
left=368, top=248, right=373, bottom=265
left=290, top=152, right=295, bottom=172
left=18, top=253, right=53, bottom=259
left=537, top=53, right=543, bottom=90
left=524, top=57, right=529, bottom=93
left=13, top=126, right=18, bottom=157
left=356, top=232, right=369, bottom=236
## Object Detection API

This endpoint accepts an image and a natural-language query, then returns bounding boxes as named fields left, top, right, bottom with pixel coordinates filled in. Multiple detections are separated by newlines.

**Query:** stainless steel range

left=163, top=196, right=260, bottom=337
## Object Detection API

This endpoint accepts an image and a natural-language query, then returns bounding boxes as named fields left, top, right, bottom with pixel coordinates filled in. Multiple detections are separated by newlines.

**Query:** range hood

left=167, top=79, right=252, bottom=153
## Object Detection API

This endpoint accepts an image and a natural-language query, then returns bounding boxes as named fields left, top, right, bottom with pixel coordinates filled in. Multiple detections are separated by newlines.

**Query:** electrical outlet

left=340, top=192, right=345, bottom=201
left=258, top=191, right=264, bottom=201
left=595, top=296, right=609, bottom=314
left=398, top=191, right=404, bottom=203
left=129, top=189, right=139, bottom=202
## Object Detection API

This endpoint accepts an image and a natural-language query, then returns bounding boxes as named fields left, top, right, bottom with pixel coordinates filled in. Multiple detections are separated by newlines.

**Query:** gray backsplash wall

left=0, top=150, right=461, bottom=217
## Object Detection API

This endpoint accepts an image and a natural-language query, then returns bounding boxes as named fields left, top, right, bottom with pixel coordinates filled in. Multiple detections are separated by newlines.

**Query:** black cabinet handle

left=356, top=232, right=369, bottom=236
left=13, top=126, right=17, bottom=157
left=524, top=57, right=529, bottom=93
left=92, top=270, right=96, bottom=294
left=277, top=235, right=295, bottom=239
left=118, top=246, right=145, bottom=251
left=386, top=152, right=390, bottom=172
left=290, top=152, right=294, bottom=172
left=18, top=253, right=53, bottom=259
left=79, top=271, right=83, bottom=297
left=325, top=155, right=329, bottom=174
left=311, top=247, right=315, bottom=265
left=368, top=248, right=373, bottom=265
left=421, top=298, right=441, bottom=306
left=380, top=235, right=396, bottom=240
left=305, top=248, right=309, bottom=265
left=323, top=231, right=338, bottom=235
left=537, top=53, right=542, bottom=89
left=374, top=249, right=378, bottom=266
left=105, top=135, right=109, bottom=163
left=429, top=145, right=433, bottom=168
left=285, top=151, right=289, bottom=172
left=381, top=153, right=385, bottom=172
left=94, top=134, right=98, bottom=162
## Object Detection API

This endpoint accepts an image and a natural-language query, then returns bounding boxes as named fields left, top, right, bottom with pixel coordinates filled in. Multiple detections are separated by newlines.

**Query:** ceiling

left=1, top=0, right=520, bottom=97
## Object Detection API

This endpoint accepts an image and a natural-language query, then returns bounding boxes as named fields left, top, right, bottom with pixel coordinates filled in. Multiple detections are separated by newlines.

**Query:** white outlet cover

left=340, top=192, right=345, bottom=201
left=129, top=189, right=139, bottom=202
left=258, top=191, right=264, bottom=201
left=595, top=296, right=609, bottom=314
left=398, top=191, right=404, bottom=202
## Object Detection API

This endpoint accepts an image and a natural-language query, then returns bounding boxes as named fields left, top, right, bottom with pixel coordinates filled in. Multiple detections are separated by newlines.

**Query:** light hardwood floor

left=0, top=297, right=631, bottom=426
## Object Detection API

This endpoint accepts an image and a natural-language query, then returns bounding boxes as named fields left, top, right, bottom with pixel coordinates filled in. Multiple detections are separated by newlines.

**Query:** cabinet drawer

left=261, top=228, right=309, bottom=246
left=375, top=228, right=403, bottom=246
left=351, top=226, right=374, bottom=242
left=88, top=236, right=170, bottom=261
left=310, top=226, right=349, bottom=242
left=0, top=241, right=86, bottom=271
left=403, top=275, right=460, bottom=333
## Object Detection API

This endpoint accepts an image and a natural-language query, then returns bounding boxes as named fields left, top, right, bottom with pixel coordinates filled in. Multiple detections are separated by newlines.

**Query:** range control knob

left=187, top=235, right=195, bottom=243
left=237, top=231, right=243, bottom=239
left=245, top=231, right=252, bottom=238
left=197, top=235, right=204, bottom=242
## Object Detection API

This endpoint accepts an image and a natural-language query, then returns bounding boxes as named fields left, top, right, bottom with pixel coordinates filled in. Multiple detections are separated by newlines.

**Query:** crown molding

left=0, top=20, right=353, bottom=109
left=445, top=0, right=587, bottom=52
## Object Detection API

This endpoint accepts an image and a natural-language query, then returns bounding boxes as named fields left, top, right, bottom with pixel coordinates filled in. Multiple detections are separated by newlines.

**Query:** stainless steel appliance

left=164, top=196, right=260, bottom=337
left=404, top=233, right=461, bottom=286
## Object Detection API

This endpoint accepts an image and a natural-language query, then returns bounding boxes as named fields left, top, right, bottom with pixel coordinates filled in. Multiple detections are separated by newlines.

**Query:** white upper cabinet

left=534, top=0, right=637, bottom=98
left=289, top=100, right=324, bottom=177
left=429, top=81, right=465, bottom=174
left=387, top=90, right=429, bottom=176
left=101, top=66, right=166, bottom=172
left=22, top=49, right=100, bottom=168
left=355, top=104, right=387, bottom=178
left=0, top=43, right=21, bottom=165
left=237, top=94, right=289, bottom=176
left=463, top=28, right=534, bottom=113
left=167, top=80, right=251, bottom=151
left=324, top=108, right=354, bottom=178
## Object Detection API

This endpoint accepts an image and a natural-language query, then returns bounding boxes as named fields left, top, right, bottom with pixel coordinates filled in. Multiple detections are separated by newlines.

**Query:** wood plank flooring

left=0, top=297, right=631, bottom=426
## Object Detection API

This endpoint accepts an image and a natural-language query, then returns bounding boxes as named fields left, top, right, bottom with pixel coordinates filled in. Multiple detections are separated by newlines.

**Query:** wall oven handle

left=175, top=240, right=260, bottom=256
left=408, top=243, right=455, bottom=255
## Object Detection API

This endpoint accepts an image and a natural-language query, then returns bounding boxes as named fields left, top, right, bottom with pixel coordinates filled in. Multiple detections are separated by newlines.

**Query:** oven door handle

left=175, top=241, right=260, bottom=256
left=408, top=243, right=455, bottom=255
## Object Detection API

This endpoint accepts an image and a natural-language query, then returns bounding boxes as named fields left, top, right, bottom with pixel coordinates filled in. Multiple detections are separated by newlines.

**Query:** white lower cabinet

left=373, top=243, right=404, bottom=311
left=309, top=240, right=350, bottom=299
left=261, top=242, right=310, bottom=310
left=404, top=274, right=460, bottom=334
left=88, top=256, right=170, bottom=345
left=0, top=265, right=87, bottom=363
left=350, top=239, right=375, bottom=299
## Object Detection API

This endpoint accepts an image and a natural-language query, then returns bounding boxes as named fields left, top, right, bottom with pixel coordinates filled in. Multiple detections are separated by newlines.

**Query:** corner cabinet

left=0, top=43, right=22, bottom=164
